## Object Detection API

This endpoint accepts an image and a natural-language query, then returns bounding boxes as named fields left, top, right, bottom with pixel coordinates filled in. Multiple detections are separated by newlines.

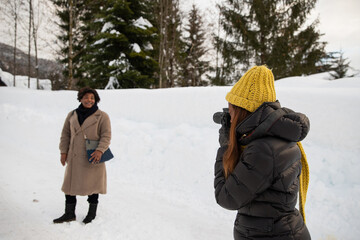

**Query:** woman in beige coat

left=53, top=87, right=111, bottom=224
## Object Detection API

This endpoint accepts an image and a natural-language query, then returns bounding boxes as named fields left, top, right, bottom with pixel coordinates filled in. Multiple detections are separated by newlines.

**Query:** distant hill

left=0, top=42, right=64, bottom=89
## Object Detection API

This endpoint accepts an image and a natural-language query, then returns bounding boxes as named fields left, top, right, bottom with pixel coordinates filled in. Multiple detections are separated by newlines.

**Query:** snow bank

left=0, top=68, right=52, bottom=90
left=0, top=74, right=359, bottom=240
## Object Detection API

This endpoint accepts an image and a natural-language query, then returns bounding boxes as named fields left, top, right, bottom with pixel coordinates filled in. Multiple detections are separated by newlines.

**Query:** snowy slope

left=0, top=73, right=360, bottom=240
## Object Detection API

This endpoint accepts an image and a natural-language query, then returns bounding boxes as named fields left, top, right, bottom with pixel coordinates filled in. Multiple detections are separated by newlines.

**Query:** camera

left=213, top=108, right=231, bottom=128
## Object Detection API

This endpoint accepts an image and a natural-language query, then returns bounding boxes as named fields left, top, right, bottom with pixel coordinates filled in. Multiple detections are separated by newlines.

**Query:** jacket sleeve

left=96, top=111, right=111, bottom=153
left=59, top=111, right=73, bottom=154
left=214, top=140, right=274, bottom=210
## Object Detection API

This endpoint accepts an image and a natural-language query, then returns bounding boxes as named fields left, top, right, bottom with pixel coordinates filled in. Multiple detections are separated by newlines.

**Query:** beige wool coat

left=59, top=109, right=111, bottom=196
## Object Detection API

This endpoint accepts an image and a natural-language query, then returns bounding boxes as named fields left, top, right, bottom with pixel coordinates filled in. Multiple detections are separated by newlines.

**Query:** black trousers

left=65, top=194, right=99, bottom=204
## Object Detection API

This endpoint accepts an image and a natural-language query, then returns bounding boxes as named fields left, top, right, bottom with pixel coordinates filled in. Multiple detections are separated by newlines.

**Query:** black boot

left=53, top=203, right=76, bottom=224
left=83, top=203, right=98, bottom=224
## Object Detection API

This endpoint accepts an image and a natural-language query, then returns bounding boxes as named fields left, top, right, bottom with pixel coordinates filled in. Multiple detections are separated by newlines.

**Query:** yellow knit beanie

left=226, top=65, right=276, bottom=112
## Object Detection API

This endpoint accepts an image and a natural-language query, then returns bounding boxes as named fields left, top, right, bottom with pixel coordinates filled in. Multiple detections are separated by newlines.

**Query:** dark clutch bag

left=85, top=139, right=114, bottom=163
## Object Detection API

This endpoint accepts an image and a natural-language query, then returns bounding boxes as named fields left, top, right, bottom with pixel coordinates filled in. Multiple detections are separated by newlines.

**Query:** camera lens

left=213, top=112, right=223, bottom=124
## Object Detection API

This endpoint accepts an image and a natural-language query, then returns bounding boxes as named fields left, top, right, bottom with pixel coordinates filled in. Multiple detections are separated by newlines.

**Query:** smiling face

left=80, top=93, right=95, bottom=108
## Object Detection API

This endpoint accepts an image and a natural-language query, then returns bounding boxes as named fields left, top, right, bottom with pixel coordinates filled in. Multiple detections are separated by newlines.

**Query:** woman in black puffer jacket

left=214, top=66, right=311, bottom=240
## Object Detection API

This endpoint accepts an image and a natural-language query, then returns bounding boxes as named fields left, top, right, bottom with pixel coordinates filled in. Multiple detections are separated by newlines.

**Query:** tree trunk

left=169, top=0, right=177, bottom=88
left=28, top=0, right=32, bottom=88
left=164, top=0, right=169, bottom=88
left=30, top=0, right=39, bottom=89
left=215, top=10, right=221, bottom=84
left=158, top=0, right=170, bottom=88
left=158, top=0, right=164, bottom=88
left=13, top=7, right=18, bottom=87
left=260, top=31, right=266, bottom=65
left=67, top=0, right=74, bottom=90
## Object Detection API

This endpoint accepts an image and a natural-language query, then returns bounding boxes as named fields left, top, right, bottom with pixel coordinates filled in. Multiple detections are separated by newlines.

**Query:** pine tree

left=330, top=50, right=351, bottom=79
left=154, top=0, right=184, bottom=88
left=216, top=0, right=327, bottom=81
left=76, top=0, right=158, bottom=89
left=210, top=34, right=239, bottom=86
left=178, top=4, right=209, bottom=87
left=209, top=8, right=240, bottom=86
left=166, top=0, right=183, bottom=87
left=51, top=0, right=87, bottom=89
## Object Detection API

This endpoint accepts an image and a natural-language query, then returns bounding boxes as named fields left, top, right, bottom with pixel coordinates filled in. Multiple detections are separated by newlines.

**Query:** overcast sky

left=182, top=0, right=360, bottom=70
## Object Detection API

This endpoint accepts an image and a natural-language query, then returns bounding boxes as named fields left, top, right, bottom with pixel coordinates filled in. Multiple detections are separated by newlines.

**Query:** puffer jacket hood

left=236, top=101, right=310, bottom=145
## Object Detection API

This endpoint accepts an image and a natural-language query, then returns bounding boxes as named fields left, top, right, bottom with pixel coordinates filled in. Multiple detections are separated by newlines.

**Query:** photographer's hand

left=213, top=108, right=231, bottom=147
left=219, top=125, right=230, bottom=147
left=219, top=112, right=231, bottom=147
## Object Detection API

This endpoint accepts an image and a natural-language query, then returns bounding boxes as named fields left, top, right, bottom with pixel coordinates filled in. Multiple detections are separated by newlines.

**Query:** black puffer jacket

left=214, top=101, right=311, bottom=240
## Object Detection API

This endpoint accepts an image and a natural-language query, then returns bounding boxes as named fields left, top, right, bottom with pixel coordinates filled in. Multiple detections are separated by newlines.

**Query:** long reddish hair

left=223, top=104, right=251, bottom=178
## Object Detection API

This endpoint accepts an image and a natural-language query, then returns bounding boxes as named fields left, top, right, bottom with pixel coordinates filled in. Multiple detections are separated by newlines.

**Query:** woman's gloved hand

left=216, top=108, right=231, bottom=147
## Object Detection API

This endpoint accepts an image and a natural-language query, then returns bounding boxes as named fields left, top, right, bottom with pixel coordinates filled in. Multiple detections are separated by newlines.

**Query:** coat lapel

left=71, top=111, right=82, bottom=136
left=72, top=110, right=100, bottom=136
left=80, top=110, right=101, bottom=132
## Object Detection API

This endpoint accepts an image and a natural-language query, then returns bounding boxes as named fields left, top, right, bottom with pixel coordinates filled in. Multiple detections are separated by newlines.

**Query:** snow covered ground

left=0, top=71, right=360, bottom=240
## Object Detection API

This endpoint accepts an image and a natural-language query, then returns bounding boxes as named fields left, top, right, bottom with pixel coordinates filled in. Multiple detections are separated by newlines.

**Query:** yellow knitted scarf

left=297, top=142, right=309, bottom=224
